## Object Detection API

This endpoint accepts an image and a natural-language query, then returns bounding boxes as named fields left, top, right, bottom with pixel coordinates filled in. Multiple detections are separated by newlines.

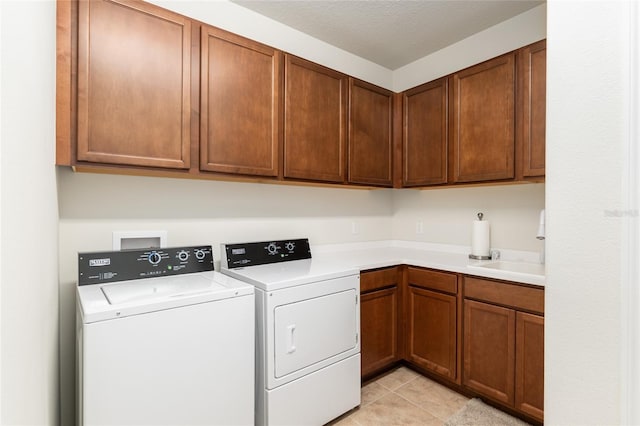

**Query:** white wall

left=147, top=0, right=393, bottom=89
left=0, top=1, right=59, bottom=425
left=147, top=0, right=546, bottom=93
left=393, top=3, right=547, bottom=92
left=627, top=4, right=640, bottom=424
left=392, top=184, right=545, bottom=252
left=0, top=2, right=3, bottom=421
left=546, top=1, right=635, bottom=424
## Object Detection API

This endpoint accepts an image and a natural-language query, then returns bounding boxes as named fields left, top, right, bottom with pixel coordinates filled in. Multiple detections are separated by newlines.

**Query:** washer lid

left=77, top=271, right=253, bottom=323
left=101, top=274, right=213, bottom=305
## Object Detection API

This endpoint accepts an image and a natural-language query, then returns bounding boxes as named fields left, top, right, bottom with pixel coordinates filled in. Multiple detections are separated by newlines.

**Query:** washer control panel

left=223, top=238, right=311, bottom=269
left=78, top=245, right=214, bottom=286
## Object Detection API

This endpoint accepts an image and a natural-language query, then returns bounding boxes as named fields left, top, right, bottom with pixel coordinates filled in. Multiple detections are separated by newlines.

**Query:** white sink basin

left=470, top=260, right=545, bottom=276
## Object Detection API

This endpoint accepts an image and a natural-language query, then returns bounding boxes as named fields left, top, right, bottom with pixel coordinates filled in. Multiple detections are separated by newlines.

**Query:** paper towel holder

left=469, top=212, right=492, bottom=260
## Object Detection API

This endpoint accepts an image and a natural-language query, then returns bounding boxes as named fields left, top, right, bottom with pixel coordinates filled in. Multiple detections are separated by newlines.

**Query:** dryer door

left=274, top=288, right=357, bottom=378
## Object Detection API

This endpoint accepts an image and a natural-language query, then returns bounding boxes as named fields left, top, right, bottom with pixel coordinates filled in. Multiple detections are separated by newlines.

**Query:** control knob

left=177, top=250, right=189, bottom=262
left=194, top=249, right=206, bottom=261
left=148, top=251, right=161, bottom=265
left=285, top=242, right=295, bottom=252
left=267, top=243, right=279, bottom=255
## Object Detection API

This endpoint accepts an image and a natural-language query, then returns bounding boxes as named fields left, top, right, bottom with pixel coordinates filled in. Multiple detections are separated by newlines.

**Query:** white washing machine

left=220, top=239, right=361, bottom=426
left=76, top=245, right=255, bottom=426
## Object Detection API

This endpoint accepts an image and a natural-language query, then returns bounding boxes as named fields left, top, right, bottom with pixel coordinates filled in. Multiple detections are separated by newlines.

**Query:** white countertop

left=309, top=240, right=545, bottom=287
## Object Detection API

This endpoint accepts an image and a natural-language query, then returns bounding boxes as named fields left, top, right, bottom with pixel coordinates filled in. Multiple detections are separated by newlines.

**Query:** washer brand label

left=89, top=258, right=111, bottom=267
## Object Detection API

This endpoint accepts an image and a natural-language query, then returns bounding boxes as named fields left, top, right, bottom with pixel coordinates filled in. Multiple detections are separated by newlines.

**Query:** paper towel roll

left=471, top=217, right=490, bottom=257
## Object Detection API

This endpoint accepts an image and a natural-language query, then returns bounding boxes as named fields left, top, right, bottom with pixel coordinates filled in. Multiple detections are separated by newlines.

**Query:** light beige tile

left=349, top=393, right=443, bottom=426
left=375, top=366, right=420, bottom=391
left=395, top=375, right=469, bottom=421
left=361, top=380, right=390, bottom=406
left=325, top=411, right=361, bottom=426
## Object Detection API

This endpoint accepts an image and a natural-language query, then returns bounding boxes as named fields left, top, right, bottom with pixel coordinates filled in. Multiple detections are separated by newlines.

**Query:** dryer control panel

left=78, top=245, right=214, bottom=286
left=222, top=238, right=311, bottom=269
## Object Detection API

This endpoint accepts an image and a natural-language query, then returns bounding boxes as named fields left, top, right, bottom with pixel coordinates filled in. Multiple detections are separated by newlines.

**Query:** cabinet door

left=200, top=26, right=282, bottom=176
left=403, top=78, right=448, bottom=186
left=516, top=312, right=544, bottom=422
left=284, top=55, right=348, bottom=183
left=200, top=26, right=281, bottom=177
left=518, top=40, right=546, bottom=178
left=77, top=0, right=191, bottom=168
left=407, top=286, right=457, bottom=381
left=348, top=79, right=393, bottom=187
left=361, top=287, right=398, bottom=377
left=463, top=299, right=515, bottom=405
left=451, top=54, right=515, bottom=182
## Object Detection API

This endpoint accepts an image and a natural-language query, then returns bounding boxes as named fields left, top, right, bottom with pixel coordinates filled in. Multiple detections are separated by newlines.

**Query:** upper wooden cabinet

left=200, top=26, right=282, bottom=177
left=284, top=55, right=348, bottom=183
left=58, top=0, right=546, bottom=189
left=348, top=79, right=394, bottom=187
left=76, top=0, right=192, bottom=169
left=403, top=78, right=448, bottom=186
left=518, top=40, right=546, bottom=179
left=349, top=78, right=393, bottom=186
left=450, top=53, right=516, bottom=183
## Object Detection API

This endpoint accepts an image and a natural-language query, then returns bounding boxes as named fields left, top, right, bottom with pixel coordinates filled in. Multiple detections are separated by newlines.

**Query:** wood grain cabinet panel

left=348, top=79, right=394, bottom=187
left=200, top=26, right=281, bottom=177
left=403, top=78, right=448, bottom=186
left=516, top=312, right=544, bottom=422
left=284, top=55, right=348, bottom=183
left=407, top=267, right=457, bottom=294
left=451, top=54, right=516, bottom=183
left=360, top=267, right=400, bottom=378
left=361, top=287, right=399, bottom=377
left=77, top=0, right=191, bottom=168
left=518, top=40, right=546, bottom=178
left=463, top=299, right=516, bottom=405
left=407, top=286, right=457, bottom=381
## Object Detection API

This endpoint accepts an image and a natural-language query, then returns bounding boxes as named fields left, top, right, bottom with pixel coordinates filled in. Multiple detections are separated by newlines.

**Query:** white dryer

left=221, top=239, right=361, bottom=426
left=76, top=245, right=255, bottom=426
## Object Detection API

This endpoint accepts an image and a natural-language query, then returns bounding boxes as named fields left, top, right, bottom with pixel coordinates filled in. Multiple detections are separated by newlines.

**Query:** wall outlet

left=351, top=221, right=359, bottom=235
left=416, top=221, right=424, bottom=234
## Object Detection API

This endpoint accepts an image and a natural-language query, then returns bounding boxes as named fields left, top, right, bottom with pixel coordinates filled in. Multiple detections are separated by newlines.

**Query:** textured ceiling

left=231, top=0, right=544, bottom=70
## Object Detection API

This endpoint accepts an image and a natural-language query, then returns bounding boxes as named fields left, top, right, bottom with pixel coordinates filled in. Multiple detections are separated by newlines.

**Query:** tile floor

left=328, top=367, right=469, bottom=426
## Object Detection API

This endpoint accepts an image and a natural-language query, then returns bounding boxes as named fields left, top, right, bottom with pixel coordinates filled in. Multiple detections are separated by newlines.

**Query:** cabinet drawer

left=464, top=276, right=544, bottom=314
left=361, top=267, right=399, bottom=293
left=408, top=267, right=457, bottom=294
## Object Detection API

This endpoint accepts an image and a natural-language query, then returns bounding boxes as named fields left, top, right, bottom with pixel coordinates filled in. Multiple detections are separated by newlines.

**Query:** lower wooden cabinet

left=359, top=267, right=544, bottom=423
left=515, top=312, right=545, bottom=420
left=361, top=287, right=398, bottom=377
left=360, top=267, right=400, bottom=378
left=463, top=299, right=516, bottom=405
left=405, top=267, right=459, bottom=382
left=463, top=276, right=544, bottom=423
